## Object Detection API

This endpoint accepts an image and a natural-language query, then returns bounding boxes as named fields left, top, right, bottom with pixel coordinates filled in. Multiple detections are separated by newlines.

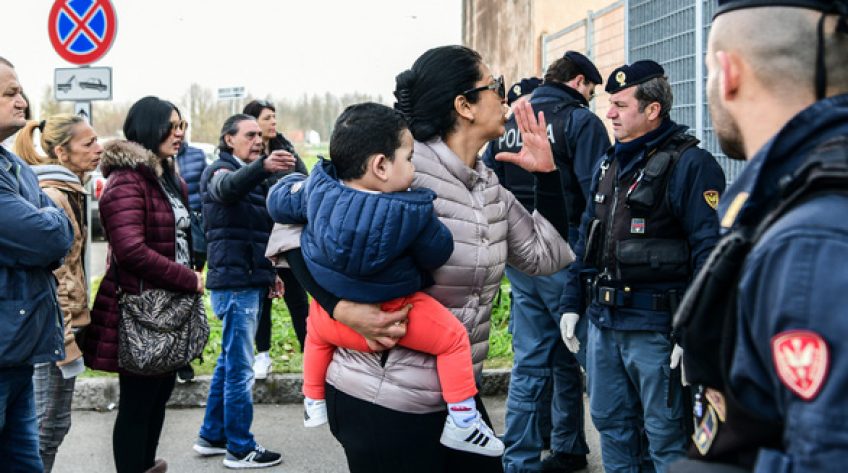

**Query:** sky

left=4, top=0, right=462, bottom=114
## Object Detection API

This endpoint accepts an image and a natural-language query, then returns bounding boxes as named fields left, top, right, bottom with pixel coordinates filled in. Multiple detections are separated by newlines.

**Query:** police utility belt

left=593, top=283, right=681, bottom=312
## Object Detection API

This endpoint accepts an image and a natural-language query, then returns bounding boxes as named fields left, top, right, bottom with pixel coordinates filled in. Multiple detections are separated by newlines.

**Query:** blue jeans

left=502, top=267, right=589, bottom=473
left=587, top=323, right=686, bottom=473
left=33, top=362, right=76, bottom=473
left=200, top=288, right=263, bottom=455
left=0, top=365, right=43, bottom=472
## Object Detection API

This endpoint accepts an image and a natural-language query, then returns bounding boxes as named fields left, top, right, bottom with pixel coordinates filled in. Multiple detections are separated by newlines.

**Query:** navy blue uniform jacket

left=722, top=94, right=848, bottom=473
left=561, top=123, right=726, bottom=332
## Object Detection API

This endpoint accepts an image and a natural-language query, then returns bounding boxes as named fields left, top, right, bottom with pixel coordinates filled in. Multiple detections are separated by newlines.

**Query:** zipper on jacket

left=601, top=182, right=620, bottom=277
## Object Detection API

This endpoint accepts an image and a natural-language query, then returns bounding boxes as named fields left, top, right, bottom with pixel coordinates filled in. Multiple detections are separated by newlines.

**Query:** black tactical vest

left=585, top=132, right=698, bottom=284
left=489, top=98, right=584, bottom=224
left=672, top=136, right=848, bottom=469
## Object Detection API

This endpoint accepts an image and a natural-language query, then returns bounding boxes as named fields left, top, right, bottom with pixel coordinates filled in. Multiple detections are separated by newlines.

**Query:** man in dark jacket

left=483, top=51, right=610, bottom=473
left=193, top=114, right=293, bottom=469
left=671, top=2, right=848, bottom=471
left=0, top=56, right=73, bottom=471
left=560, top=61, right=726, bottom=472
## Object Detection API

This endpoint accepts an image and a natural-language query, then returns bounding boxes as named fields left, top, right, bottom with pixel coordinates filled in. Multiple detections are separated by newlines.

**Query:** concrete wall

left=462, top=0, right=534, bottom=88
left=463, top=0, right=620, bottom=82
left=463, top=0, right=624, bottom=139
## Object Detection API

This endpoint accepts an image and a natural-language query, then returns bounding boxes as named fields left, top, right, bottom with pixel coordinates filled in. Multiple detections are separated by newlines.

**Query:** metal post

left=624, top=0, right=630, bottom=63
left=694, top=0, right=705, bottom=141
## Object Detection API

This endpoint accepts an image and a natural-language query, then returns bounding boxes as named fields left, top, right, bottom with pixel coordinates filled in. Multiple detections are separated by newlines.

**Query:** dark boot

left=541, top=452, right=587, bottom=473
left=144, top=459, right=167, bottom=473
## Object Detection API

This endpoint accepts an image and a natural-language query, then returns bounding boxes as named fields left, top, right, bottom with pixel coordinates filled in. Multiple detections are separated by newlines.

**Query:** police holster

left=672, top=136, right=848, bottom=469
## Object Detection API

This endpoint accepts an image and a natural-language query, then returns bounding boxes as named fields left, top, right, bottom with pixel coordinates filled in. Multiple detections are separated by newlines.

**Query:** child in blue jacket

left=267, top=102, right=503, bottom=457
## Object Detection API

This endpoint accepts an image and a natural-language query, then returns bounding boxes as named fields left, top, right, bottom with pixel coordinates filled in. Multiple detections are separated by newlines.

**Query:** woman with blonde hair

left=13, top=114, right=103, bottom=472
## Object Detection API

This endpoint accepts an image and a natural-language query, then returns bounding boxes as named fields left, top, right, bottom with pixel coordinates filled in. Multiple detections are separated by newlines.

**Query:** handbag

left=112, top=256, right=209, bottom=375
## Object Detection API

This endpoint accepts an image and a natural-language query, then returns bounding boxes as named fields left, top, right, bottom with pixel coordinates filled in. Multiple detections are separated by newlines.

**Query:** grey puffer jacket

left=326, top=138, right=574, bottom=413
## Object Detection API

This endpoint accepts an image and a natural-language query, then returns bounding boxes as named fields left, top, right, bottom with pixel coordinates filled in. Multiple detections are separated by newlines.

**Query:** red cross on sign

left=48, top=0, right=117, bottom=65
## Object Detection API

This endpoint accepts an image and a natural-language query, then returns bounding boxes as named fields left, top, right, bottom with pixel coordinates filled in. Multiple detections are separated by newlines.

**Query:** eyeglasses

left=462, top=75, right=505, bottom=100
left=169, top=120, right=188, bottom=133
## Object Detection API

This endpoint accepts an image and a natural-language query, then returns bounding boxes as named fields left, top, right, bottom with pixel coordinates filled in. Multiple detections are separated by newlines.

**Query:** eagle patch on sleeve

left=771, top=330, right=829, bottom=401
left=703, top=190, right=720, bottom=209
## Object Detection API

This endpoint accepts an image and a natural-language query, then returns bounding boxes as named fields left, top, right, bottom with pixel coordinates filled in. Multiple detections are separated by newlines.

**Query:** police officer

left=483, top=50, right=610, bottom=473
left=559, top=60, right=726, bottom=472
left=670, top=1, right=848, bottom=472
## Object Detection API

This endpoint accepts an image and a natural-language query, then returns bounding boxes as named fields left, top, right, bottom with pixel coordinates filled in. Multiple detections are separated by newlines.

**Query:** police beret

left=507, top=77, right=543, bottom=105
left=715, top=0, right=848, bottom=17
left=563, top=51, right=603, bottom=85
left=604, top=60, right=665, bottom=94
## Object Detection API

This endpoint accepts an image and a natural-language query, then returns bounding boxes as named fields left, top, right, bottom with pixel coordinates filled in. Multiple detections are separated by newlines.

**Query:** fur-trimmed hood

left=100, top=139, right=163, bottom=179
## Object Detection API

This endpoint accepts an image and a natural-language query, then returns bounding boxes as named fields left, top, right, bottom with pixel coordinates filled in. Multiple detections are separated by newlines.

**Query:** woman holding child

left=274, top=45, right=574, bottom=473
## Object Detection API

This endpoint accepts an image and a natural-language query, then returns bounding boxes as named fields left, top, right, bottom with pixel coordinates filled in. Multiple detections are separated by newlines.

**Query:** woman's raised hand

left=494, top=101, right=556, bottom=173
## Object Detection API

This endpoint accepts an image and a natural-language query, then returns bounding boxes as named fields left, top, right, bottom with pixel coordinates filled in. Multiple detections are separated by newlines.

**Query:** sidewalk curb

left=71, top=369, right=512, bottom=411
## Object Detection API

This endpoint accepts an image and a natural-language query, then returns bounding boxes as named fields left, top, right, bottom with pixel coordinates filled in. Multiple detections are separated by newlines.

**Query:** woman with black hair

left=242, top=100, right=311, bottom=377
left=283, top=45, right=574, bottom=473
left=85, top=96, right=204, bottom=473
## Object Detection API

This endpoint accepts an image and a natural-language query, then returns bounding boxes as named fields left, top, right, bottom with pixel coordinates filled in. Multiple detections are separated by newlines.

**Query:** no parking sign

left=48, top=0, right=117, bottom=65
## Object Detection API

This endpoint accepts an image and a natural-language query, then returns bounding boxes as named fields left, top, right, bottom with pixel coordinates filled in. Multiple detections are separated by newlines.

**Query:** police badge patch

left=693, top=405, right=719, bottom=455
left=703, top=190, right=720, bottom=209
left=772, top=330, right=829, bottom=401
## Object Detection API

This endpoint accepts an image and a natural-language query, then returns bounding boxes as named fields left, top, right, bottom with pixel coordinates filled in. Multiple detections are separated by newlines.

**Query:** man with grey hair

left=560, top=60, right=726, bottom=472
left=671, top=1, right=848, bottom=472
left=193, top=114, right=294, bottom=468
left=0, top=56, right=73, bottom=470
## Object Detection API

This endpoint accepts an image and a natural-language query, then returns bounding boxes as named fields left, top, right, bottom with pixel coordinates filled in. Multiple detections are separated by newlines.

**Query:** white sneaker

left=253, top=352, right=272, bottom=380
left=439, top=412, right=504, bottom=457
left=303, top=398, right=328, bottom=427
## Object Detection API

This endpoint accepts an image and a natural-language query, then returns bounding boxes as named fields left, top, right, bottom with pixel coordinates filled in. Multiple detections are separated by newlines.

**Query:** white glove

left=560, top=312, right=580, bottom=354
left=59, top=357, right=85, bottom=379
left=670, top=344, right=684, bottom=369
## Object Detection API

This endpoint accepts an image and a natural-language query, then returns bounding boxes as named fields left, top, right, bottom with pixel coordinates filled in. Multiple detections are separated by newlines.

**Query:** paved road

left=54, top=395, right=602, bottom=473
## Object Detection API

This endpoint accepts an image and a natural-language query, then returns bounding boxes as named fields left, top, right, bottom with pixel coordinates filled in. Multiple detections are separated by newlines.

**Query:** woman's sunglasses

left=169, top=120, right=189, bottom=133
left=462, top=75, right=505, bottom=100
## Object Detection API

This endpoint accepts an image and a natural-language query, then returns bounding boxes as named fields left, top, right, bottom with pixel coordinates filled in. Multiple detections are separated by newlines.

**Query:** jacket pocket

left=0, top=294, right=55, bottom=365
left=615, top=238, right=690, bottom=283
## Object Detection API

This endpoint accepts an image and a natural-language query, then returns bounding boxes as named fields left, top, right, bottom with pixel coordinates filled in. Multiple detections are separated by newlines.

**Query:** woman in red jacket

left=84, top=96, right=204, bottom=473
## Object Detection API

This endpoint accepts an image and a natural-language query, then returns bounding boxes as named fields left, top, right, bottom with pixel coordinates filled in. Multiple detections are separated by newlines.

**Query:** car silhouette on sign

left=79, top=78, right=107, bottom=92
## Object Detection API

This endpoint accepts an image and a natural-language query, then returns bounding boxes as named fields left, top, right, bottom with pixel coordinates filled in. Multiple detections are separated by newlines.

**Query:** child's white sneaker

left=303, top=398, right=328, bottom=427
left=253, top=352, right=272, bottom=380
left=439, top=412, right=504, bottom=457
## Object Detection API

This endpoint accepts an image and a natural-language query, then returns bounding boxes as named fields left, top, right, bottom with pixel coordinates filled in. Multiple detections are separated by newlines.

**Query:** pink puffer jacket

left=326, top=138, right=574, bottom=413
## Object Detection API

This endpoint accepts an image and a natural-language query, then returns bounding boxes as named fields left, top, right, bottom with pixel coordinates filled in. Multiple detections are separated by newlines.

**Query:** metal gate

left=541, top=1, right=625, bottom=125
left=627, top=0, right=745, bottom=182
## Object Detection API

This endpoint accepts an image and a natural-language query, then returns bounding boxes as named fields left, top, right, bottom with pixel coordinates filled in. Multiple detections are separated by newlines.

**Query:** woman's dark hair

left=243, top=99, right=275, bottom=119
left=393, top=45, right=483, bottom=142
left=123, top=96, right=181, bottom=154
left=330, top=102, right=408, bottom=181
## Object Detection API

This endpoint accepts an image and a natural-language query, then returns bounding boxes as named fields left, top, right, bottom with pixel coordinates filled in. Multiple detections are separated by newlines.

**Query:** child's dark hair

left=329, top=102, right=409, bottom=181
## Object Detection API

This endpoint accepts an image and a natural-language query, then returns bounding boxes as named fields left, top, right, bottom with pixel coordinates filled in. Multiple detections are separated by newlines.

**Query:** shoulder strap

left=626, top=131, right=699, bottom=211
left=751, top=135, right=848, bottom=244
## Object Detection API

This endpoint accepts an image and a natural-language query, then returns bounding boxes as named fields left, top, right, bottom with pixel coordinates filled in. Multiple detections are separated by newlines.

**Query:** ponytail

left=13, top=114, right=84, bottom=165
left=12, top=120, right=46, bottom=165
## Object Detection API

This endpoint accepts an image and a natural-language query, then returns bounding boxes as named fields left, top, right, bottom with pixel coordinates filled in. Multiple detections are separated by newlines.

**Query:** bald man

left=672, top=1, right=848, bottom=472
